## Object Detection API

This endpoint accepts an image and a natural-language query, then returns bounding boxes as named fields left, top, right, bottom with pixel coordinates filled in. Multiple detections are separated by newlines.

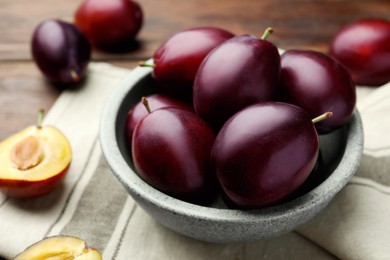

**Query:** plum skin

left=152, top=27, right=235, bottom=97
left=31, top=19, right=91, bottom=85
left=193, top=34, right=281, bottom=129
left=279, top=50, right=356, bottom=134
left=125, top=94, right=193, bottom=149
left=211, top=102, right=319, bottom=209
left=75, top=0, right=143, bottom=48
left=330, top=18, right=390, bottom=86
left=153, top=27, right=235, bottom=82
left=132, top=107, right=217, bottom=205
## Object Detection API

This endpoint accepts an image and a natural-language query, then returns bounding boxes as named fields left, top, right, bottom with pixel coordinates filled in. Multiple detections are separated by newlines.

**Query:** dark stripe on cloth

left=59, top=152, right=129, bottom=252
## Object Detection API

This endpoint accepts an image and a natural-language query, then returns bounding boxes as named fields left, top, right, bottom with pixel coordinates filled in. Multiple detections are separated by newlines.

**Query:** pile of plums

left=31, top=0, right=143, bottom=87
left=127, top=20, right=390, bottom=209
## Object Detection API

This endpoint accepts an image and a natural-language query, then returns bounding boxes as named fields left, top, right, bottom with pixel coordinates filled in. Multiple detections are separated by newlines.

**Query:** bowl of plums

left=100, top=26, right=364, bottom=243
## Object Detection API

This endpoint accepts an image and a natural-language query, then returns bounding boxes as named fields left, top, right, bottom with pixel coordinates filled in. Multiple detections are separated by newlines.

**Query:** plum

left=330, top=18, right=390, bottom=86
left=279, top=50, right=356, bottom=134
left=75, top=0, right=143, bottom=49
left=143, top=27, right=234, bottom=98
left=125, top=94, right=193, bottom=149
left=193, top=28, right=280, bottom=129
left=211, top=102, right=322, bottom=209
left=132, top=106, right=217, bottom=205
left=31, top=19, right=91, bottom=86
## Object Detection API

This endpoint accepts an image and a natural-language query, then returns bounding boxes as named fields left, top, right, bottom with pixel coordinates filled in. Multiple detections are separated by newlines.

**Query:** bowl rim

left=100, top=64, right=364, bottom=223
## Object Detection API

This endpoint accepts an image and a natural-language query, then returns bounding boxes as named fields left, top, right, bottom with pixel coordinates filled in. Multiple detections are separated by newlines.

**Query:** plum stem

left=261, top=27, right=274, bottom=40
left=141, top=97, right=152, bottom=113
left=312, top=112, right=333, bottom=124
left=69, top=69, right=80, bottom=82
left=37, top=109, right=45, bottom=129
left=139, top=61, right=155, bottom=68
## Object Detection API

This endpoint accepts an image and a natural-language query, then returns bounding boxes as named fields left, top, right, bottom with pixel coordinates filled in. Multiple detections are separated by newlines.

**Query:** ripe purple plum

left=132, top=106, right=216, bottom=205
left=211, top=102, right=325, bottom=209
left=330, top=18, right=390, bottom=86
left=75, top=0, right=143, bottom=50
left=144, top=27, right=234, bottom=97
left=193, top=28, right=280, bottom=129
left=125, top=94, right=193, bottom=149
left=279, top=50, right=356, bottom=134
left=31, top=19, right=91, bottom=86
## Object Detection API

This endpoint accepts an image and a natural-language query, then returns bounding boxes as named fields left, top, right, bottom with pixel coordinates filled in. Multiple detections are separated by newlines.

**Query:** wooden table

left=0, top=0, right=389, bottom=140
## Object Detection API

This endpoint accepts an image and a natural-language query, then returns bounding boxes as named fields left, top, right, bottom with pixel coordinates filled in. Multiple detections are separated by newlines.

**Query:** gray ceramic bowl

left=100, top=64, right=364, bottom=243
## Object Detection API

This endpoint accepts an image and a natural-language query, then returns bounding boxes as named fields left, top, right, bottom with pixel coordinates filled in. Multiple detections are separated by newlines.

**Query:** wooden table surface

left=1, top=0, right=389, bottom=141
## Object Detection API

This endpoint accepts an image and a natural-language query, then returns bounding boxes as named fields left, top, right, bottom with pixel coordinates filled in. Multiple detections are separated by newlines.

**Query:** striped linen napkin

left=1, top=62, right=390, bottom=259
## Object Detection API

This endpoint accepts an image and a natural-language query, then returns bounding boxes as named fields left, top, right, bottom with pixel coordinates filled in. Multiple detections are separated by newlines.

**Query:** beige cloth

left=0, top=63, right=389, bottom=259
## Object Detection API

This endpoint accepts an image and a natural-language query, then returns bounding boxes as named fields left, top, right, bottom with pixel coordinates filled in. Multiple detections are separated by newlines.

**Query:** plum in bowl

left=99, top=64, right=363, bottom=243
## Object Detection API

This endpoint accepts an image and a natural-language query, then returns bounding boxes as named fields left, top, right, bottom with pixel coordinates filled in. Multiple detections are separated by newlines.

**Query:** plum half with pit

left=211, top=102, right=327, bottom=209
left=14, top=236, right=102, bottom=260
left=0, top=110, right=72, bottom=198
